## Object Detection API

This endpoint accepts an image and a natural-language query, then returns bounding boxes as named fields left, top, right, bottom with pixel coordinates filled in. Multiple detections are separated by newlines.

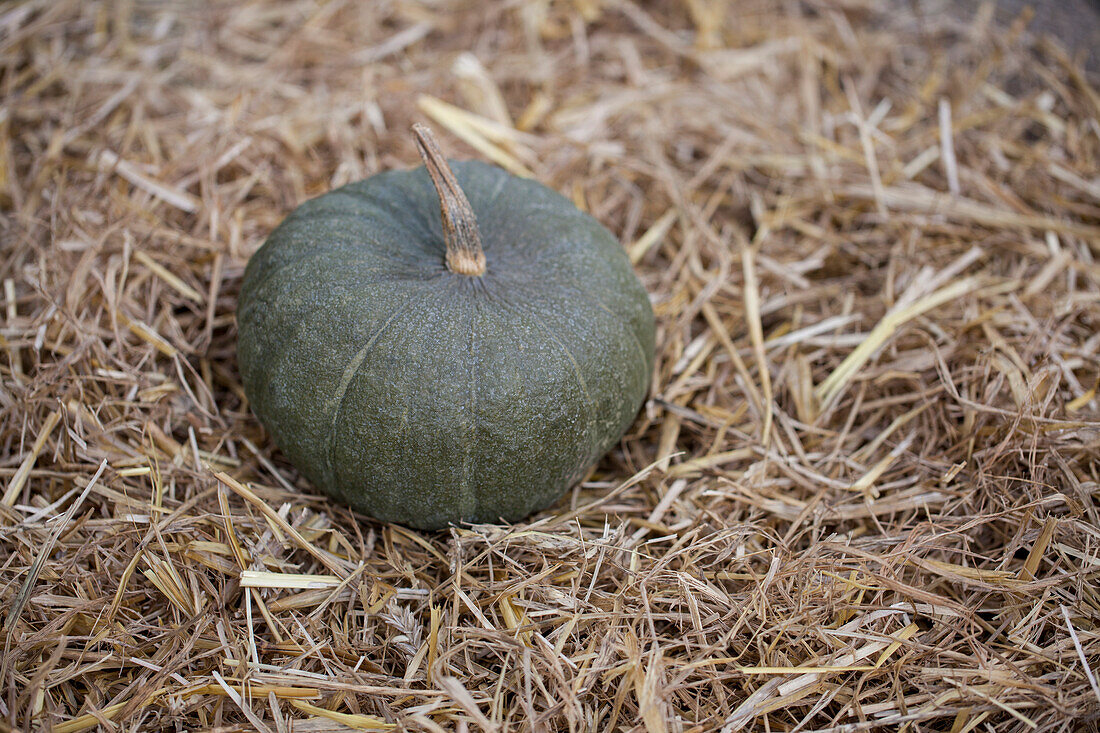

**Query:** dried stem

left=412, top=123, right=487, bottom=276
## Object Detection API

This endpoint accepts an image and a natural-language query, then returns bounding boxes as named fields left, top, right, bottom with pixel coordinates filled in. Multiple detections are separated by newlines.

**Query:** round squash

left=237, top=125, right=655, bottom=530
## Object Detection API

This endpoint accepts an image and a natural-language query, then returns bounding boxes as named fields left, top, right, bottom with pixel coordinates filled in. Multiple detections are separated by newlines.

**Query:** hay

left=2, top=0, right=1099, bottom=730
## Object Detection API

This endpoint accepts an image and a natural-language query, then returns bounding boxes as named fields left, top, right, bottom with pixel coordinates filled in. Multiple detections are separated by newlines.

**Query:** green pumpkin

left=237, top=126, right=654, bottom=530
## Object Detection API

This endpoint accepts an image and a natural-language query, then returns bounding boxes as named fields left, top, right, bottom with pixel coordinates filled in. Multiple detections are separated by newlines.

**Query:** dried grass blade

left=630, top=209, right=677, bottom=263
left=212, top=470, right=351, bottom=577
left=742, top=248, right=772, bottom=440
left=1019, top=516, right=1058, bottom=580
left=97, top=149, right=199, bottom=212
left=119, top=312, right=179, bottom=357
left=289, top=699, right=395, bottom=729
left=701, top=303, right=764, bottom=417
left=3, top=459, right=106, bottom=634
left=239, top=570, right=342, bottom=590
left=181, top=683, right=320, bottom=700
left=417, top=95, right=534, bottom=177
left=815, top=277, right=979, bottom=409
left=842, top=183, right=1100, bottom=243
left=3, top=409, right=61, bottom=507
left=938, top=98, right=960, bottom=195
left=666, top=448, right=753, bottom=477
left=437, top=675, right=498, bottom=732
left=132, top=250, right=204, bottom=303
left=1061, top=606, right=1100, bottom=705
left=211, top=670, right=276, bottom=733
left=53, top=688, right=166, bottom=733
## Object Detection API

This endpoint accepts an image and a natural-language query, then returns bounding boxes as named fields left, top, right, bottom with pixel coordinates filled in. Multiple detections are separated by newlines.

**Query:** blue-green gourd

left=237, top=125, right=655, bottom=529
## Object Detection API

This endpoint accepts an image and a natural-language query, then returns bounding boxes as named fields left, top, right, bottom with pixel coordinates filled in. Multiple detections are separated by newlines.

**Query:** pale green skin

left=237, top=161, right=655, bottom=530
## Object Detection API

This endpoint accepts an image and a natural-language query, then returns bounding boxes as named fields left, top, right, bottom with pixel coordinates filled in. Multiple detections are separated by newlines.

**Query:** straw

left=2, top=1, right=1098, bottom=730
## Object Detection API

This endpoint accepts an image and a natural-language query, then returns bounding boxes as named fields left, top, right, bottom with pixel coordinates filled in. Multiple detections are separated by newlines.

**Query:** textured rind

left=238, top=161, right=655, bottom=530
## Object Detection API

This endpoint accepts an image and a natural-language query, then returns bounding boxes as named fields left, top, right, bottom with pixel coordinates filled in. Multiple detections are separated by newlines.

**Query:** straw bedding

left=2, top=1, right=1099, bottom=730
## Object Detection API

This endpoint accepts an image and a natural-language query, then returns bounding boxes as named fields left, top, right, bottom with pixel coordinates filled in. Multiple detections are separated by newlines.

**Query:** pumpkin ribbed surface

left=238, top=159, right=654, bottom=529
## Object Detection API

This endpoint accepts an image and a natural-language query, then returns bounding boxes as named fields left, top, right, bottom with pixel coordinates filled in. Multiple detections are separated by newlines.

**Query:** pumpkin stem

left=412, top=124, right=487, bottom=277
